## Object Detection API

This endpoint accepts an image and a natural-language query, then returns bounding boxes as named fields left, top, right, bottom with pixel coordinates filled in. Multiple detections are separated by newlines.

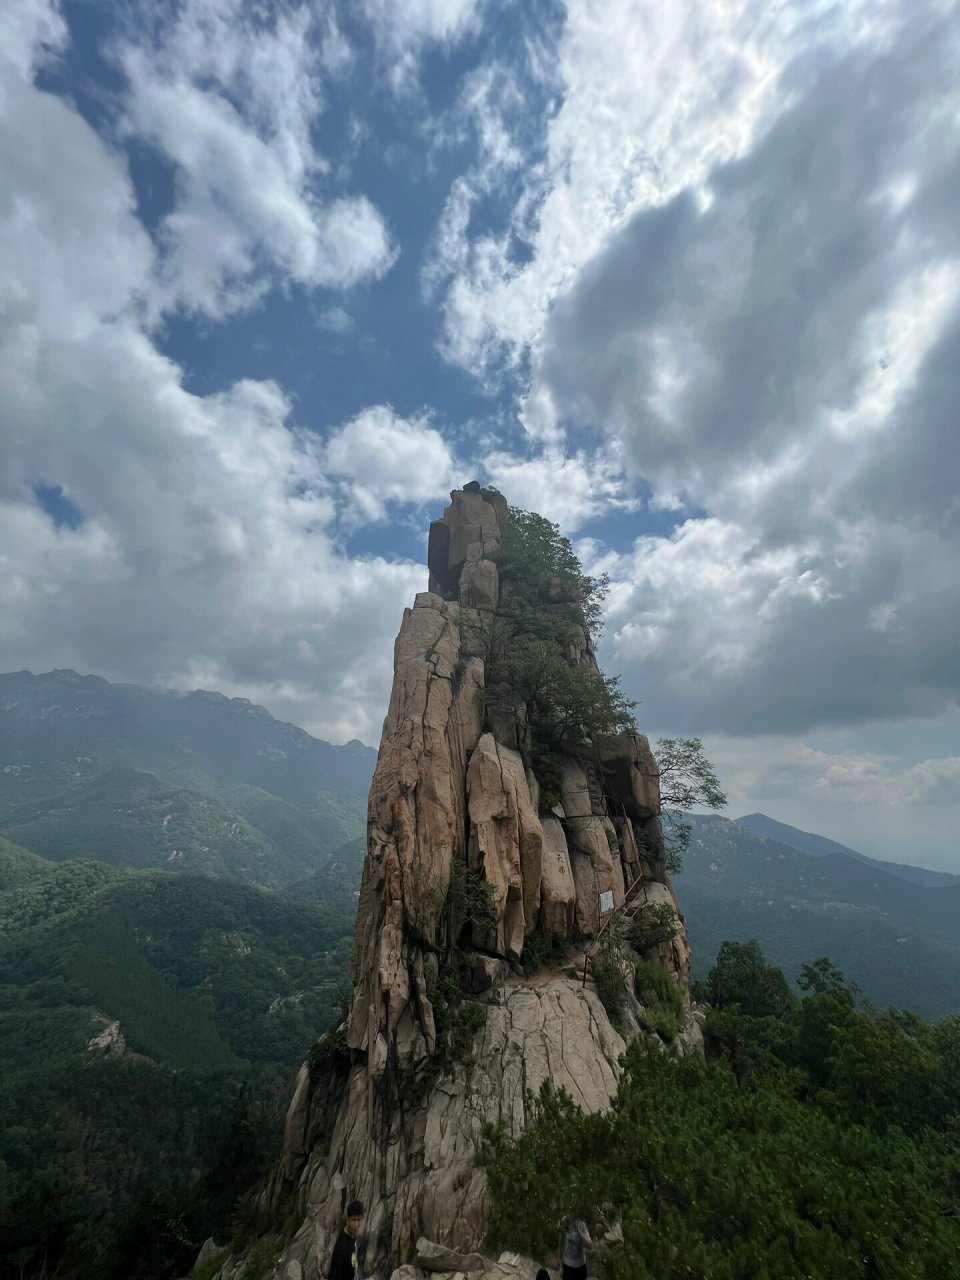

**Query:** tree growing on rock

left=489, top=508, right=636, bottom=763
left=653, top=737, right=727, bottom=872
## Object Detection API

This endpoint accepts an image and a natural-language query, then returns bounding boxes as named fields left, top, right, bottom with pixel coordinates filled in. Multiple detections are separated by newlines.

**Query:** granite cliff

left=216, top=485, right=700, bottom=1280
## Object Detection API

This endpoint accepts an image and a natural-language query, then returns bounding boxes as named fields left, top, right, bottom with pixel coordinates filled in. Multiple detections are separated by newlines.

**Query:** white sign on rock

left=599, top=889, right=615, bottom=916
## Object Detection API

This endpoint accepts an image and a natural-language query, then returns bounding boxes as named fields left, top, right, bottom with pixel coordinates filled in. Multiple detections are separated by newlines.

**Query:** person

left=560, top=1218, right=592, bottom=1280
left=328, top=1199, right=364, bottom=1280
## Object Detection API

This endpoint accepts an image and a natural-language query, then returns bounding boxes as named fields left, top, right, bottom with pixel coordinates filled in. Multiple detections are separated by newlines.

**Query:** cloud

left=416, top=0, right=960, bottom=739
left=0, top=0, right=66, bottom=90
left=705, top=736, right=960, bottom=809
left=315, top=305, right=355, bottom=334
left=482, top=446, right=638, bottom=530
left=0, top=18, right=421, bottom=743
left=116, top=0, right=396, bottom=319
left=429, top=0, right=883, bottom=379
left=323, top=406, right=458, bottom=523
left=359, top=0, right=485, bottom=86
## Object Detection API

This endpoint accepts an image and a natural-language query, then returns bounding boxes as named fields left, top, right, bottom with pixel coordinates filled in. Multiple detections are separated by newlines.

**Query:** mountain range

left=0, top=668, right=375, bottom=889
left=680, top=812, right=960, bottom=1019
left=1, top=667, right=957, bottom=1277
left=2, top=669, right=957, bottom=1026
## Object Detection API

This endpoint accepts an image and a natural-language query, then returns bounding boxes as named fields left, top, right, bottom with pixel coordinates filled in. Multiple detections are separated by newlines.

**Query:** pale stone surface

left=564, top=815, right=623, bottom=911
left=538, top=817, right=575, bottom=938
left=348, top=594, right=484, bottom=1065
left=284, top=979, right=624, bottom=1280
left=614, top=816, right=642, bottom=886
left=559, top=759, right=592, bottom=819
left=467, top=734, right=543, bottom=957
left=570, top=847, right=599, bottom=935
left=282, top=1063, right=312, bottom=1181
left=416, top=1237, right=485, bottom=1272
left=195, top=1237, right=221, bottom=1267
left=86, top=1017, right=126, bottom=1058
left=460, top=558, right=499, bottom=611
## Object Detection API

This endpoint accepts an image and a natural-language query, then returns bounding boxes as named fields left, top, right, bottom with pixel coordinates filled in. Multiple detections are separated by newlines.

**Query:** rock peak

left=249, top=489, right=700, bottom=1280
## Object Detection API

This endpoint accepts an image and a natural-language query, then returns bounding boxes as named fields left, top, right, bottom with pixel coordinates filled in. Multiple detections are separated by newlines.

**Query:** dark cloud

left=542, top=4, right=960, bottom=736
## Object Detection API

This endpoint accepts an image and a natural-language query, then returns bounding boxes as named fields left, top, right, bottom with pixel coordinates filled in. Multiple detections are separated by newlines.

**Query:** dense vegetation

left=0, top=840, right=357, bottom=1279
left=490, top=507, right=637, bottom=766
left=482, top=942, right=960, bottom=1278
left=0, top=669, right=374, bottom=888
left=0, top=1060, right=291, bottom=1280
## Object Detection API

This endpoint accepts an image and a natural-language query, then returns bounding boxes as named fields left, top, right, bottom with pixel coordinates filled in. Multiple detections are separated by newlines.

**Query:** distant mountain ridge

left=680, top=813, right=960, bottom=1019
left=737, top=812, right=959, bottom=888
left=0, top=669, right=375, bottom=889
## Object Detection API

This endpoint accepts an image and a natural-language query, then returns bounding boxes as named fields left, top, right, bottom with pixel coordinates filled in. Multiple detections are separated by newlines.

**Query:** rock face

left=223, top=486, right=699, bottom=1280
left=85, top=1016, right=126, bottom=1058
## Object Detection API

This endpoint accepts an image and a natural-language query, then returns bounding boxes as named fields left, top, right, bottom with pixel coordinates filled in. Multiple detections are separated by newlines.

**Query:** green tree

left=653, top=737, right=727, bottom=870
left=489, top=507, right=636, bottom=760
left=482, top=943, right=960, bottom=1278
left=706, top=939, right=796, bottom=1019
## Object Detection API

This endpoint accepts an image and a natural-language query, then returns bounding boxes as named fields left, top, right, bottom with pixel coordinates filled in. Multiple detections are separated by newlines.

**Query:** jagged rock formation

left=220, top=485, right=699, bottom=1280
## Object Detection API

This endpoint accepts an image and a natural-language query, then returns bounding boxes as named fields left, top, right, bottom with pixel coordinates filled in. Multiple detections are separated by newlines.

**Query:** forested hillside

left=0, top=669, right=374, bottom=887
left=0, top=838, right=356, bottom=1279
left=484, top=943, right=960, bottom=1278
left=679, top=814, right=960, bottom=1018
left=0, top=671, right=375, bottom=1280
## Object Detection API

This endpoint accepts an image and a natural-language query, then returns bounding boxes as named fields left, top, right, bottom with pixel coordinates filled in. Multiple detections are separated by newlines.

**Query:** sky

left=2, top=0, right=960, bottom=872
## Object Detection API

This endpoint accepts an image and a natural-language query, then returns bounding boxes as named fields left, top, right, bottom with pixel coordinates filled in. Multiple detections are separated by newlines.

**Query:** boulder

left=466, top=954, right=505, bottom=996
left=281, top=1062, right=311, bottom=1181
left=565, top=816, right=624, bottom=910
left=416, top=1236, right=486, bottom=1272
left=194, top=1238, right=221, bottom=1269
left=448, top=489, right=500, bottom=570
left=460, top=557, right=499, bottom=611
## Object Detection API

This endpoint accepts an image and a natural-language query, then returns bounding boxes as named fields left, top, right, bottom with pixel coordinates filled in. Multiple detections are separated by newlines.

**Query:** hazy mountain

left=738, top=812, right=959, bottom=888
left=680, top=814, right=960, bottom=1019
left=0, top=669, right=375, bottom=889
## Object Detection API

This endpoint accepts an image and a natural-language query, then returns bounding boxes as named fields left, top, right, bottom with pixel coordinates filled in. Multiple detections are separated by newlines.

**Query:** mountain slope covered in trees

left=679, top=814, right=960, bottom=1018
left=0, top=669, right=374, bottom=888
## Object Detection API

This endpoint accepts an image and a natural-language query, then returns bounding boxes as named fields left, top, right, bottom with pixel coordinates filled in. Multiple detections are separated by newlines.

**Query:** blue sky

left=3, top=0, right=960, bottom=870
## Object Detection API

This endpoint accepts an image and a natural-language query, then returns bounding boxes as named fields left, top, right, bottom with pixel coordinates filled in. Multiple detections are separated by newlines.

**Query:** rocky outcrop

left=222, top=485, right=699, bottom=1280
left=86, top=1016, right=126, bottom=1058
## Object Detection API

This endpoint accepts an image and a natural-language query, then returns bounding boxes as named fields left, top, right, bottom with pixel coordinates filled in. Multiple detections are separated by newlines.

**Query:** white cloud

left=117, top=0, right=396, bottom=319
left=323, top=407, right=458, bottom=523
left=419, top=0, right=960, bottom=745
left=429, top=0, right=889, bottom=379
left=0, top=24, right=421, bottom=743
left=0, top=0, right=66, bottom=91
left=482, top=446, right=637, bottom=530
left=360, top=0, right=484, bottom=86
left=315, top=305, right=354, bottom=334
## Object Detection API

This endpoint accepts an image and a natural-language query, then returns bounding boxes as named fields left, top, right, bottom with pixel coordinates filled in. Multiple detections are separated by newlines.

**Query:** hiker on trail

left=561, top=1218, right=592, bottom=1280
left=328, top=1200, right=364, bottom=1280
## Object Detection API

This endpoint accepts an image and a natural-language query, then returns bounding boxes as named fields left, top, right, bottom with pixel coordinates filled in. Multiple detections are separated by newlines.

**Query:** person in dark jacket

left=328, top=1200, right=364, bottom=1280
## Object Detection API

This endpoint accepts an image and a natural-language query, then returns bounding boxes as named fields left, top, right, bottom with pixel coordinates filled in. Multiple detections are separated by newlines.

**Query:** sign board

left=599, top=889, right=615, bottom=916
